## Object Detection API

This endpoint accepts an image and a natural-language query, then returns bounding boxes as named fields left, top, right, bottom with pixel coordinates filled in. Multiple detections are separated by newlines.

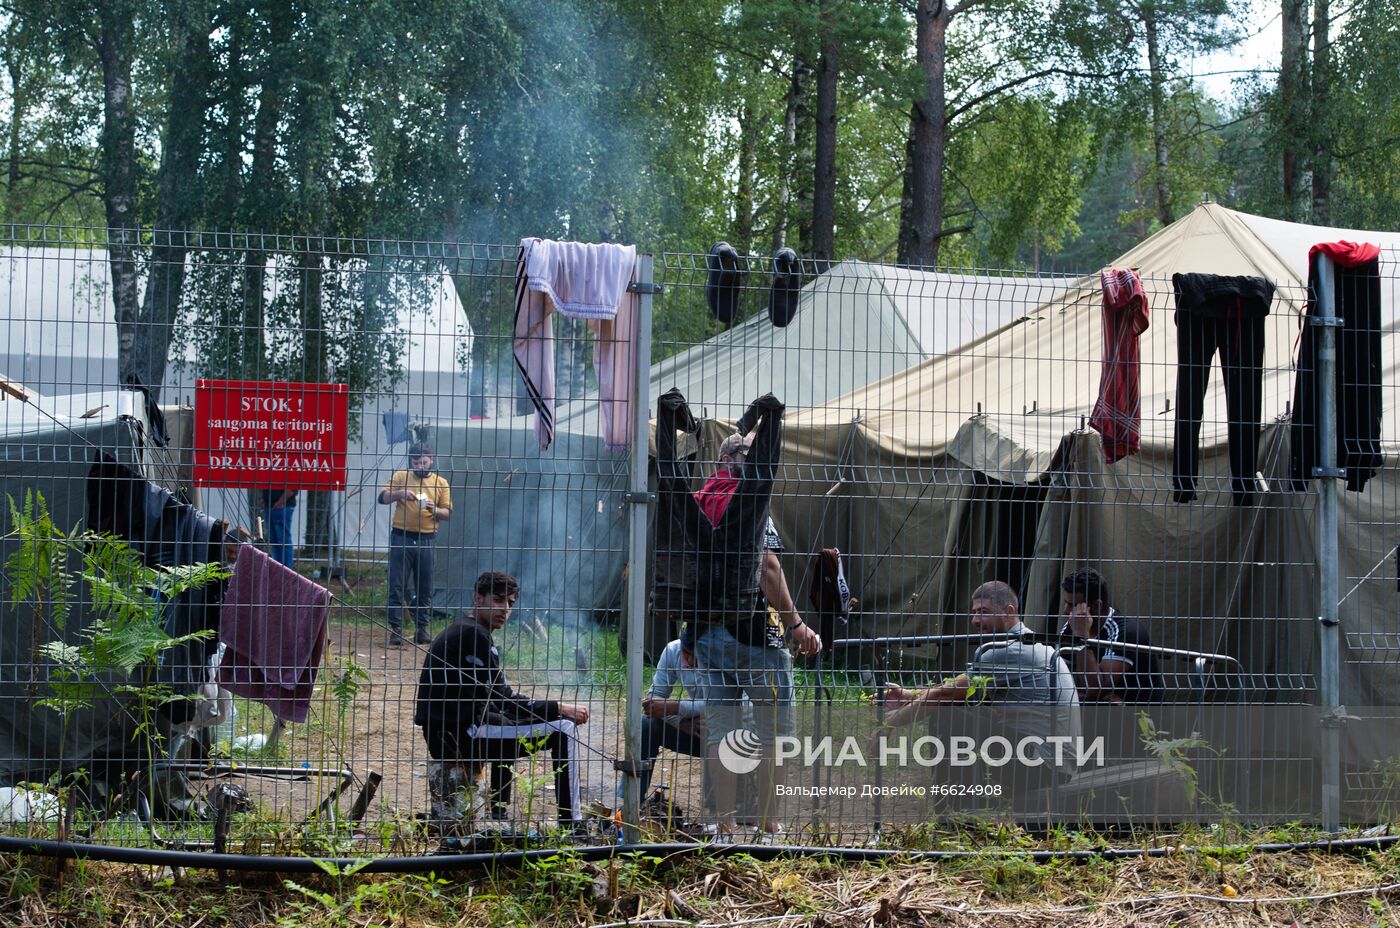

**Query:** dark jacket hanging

left=653, top=389, right=785, bottom=630
left=1288, top=241, right=1384, bottom=493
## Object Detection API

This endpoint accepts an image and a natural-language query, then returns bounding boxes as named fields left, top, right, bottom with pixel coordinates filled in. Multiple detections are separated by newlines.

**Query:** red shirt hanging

left=1090, top=268, right=1151, bottom=464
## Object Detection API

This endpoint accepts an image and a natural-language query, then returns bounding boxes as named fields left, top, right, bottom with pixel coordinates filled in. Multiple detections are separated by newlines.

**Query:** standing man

left=415, top=571, right=591, bottom=831
left=380, top=442, right=452, bottom=647
left=1058, top=568, right=1163, bottom=703
left=262, top=487, right=297, bottom=568
left=654, top=389, right=820, bottom=840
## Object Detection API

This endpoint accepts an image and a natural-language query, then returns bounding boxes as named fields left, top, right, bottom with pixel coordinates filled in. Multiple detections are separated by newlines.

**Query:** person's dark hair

left=475, top=571, right=519, bottom=598
left=971, top=580, right=1018, bottom=611
left=408, top=441, right=433, bottom=459
left=1062, top=568, right=1111, bottom=608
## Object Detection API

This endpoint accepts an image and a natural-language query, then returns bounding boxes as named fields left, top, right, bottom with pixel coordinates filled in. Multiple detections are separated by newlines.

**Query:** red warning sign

left=194, top=379, right=349, bottom=489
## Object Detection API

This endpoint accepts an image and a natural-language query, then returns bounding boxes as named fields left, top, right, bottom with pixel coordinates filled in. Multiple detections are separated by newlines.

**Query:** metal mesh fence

left=0, top=227, right=1395, bottom=862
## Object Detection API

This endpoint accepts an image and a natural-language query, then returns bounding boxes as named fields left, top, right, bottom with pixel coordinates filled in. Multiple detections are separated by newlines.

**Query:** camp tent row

left=5, top=208, right=1397, bottom=661
left=2, top=205, right=1398, bottom=792
left=380, top=261, right=1074, bottom=621
left=763, top=204, right=1400, bottom=737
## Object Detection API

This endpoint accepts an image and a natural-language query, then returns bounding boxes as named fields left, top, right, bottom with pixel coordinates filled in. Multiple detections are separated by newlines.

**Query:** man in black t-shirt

left=1058, top=568, right=1163, bottom=703
left=414, top=571, right=590, bottom=830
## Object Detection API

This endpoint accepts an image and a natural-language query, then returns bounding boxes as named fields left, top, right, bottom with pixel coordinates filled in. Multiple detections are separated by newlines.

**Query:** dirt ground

left=233, top=617, right=712, bottom=846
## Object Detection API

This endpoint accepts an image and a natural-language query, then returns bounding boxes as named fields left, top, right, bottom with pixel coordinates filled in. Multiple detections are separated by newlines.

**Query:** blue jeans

left=264, top=504, right=296, bottom=568
left=694, top=625, right=794, bottom=747
left=387, top=528, right=435, bottom=634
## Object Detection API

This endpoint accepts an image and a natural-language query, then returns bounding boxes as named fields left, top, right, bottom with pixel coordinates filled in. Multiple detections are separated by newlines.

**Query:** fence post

left=1314, top=252, right=1343, bottom=833
left=622, top=255, right=655, bottom=843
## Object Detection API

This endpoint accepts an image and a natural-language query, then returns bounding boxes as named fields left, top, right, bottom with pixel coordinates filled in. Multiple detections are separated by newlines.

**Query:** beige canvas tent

left=770, top=204, right=1400, bottom=713
left=563, top=259, right=1073, bottom=430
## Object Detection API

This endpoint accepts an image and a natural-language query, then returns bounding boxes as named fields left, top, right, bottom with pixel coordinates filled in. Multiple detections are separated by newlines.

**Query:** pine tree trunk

left=1279, top=0, right=1310, bottom=219
left=897, top=0, right=948, bottom=267
left=1309, top=0, right=1331, bottom=224
left=100, top=3, right=141, bottom=382
left=812, top=0, right=840, bottom=268
left=736, top=100, right=757, bottom=257
left=241, top=47, right=282, bottom=379
left=136, top=9, right=213, bottom=398
left=1143, top=5, right=1174, bottom=227
left=772, top=60, right=811, bottom=252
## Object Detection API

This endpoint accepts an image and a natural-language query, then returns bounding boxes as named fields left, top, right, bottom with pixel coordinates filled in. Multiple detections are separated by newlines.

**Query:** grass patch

left=1, top=839, right=1399, bottom=927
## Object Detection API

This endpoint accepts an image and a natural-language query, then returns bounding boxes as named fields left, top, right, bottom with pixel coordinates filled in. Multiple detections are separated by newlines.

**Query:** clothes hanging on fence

left=86, top=453, right=229, bottom=722
left=512, top=238, right=639, bottom=452
left=1090, top=267, right=1150, bottom=465
left=1170, top=273, right=1275, bottom=506
left=1288, top=241, right=1384, bottom=493
left=218, top=543, right=330, bottom=723
left=807, top=546, right=851, bottom=651
left=654, top=388, right=784, bottom=628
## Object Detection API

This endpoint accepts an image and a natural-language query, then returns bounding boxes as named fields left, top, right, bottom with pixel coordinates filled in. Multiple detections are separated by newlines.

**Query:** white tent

left=0, top=245, right=475, bottom=556
left=556, top=259, right=1073, bottom=430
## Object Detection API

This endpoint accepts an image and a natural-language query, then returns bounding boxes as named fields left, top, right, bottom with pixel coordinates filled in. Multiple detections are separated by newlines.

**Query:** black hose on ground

left=0, top=832, right=1397, bottom=873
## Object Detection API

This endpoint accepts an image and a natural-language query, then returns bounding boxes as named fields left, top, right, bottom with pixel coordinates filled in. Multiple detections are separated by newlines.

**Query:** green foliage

left=1137, top=711, right=1210, bottom=808
left=4, top=490, right=228, bottom=726
left=1323, top=0, right=1400, bottom=229
left=5, top=0, right=1397, bottom=306
left=5, top=490, right=78, bottom=636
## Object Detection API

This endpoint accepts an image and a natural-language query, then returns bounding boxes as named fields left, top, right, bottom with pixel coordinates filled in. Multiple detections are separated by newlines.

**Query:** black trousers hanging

left=1173, top=311, right=1266, bottom=506
left=1289, top=254, right=1383, bottom=492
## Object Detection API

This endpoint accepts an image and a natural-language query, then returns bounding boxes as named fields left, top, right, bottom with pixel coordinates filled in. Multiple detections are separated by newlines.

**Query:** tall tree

left=95, top=0, right=141, bottom=375
left=1278, top=0, right=1309, bottom=218
left=132, top=0, right=217, bottom=395
left=1308, top=0, right=1331, bottom=223
left=812, top=2, right=838, bottom=265
left=1109, top=0, right=1235, bottom=229
left=897, top=0, right=949, bottom=267
left=896, top=0, right=1124, bottom=266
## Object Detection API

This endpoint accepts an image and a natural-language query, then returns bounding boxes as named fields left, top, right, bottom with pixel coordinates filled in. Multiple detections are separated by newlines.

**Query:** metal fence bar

left=621, top=257, right=656, bottom=842
left=1315, top=253, right=1343, bottom=833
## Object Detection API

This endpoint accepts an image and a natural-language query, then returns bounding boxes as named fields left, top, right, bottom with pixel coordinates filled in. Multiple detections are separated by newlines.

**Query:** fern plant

left=3, top=490, right=230, bottom=836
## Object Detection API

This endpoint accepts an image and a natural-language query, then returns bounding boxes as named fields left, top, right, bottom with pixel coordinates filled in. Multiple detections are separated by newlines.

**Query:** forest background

left=1, top=0, right=1396, bottom=393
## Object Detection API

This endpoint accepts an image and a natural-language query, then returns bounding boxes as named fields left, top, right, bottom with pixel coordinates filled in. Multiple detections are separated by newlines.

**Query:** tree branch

left=947, top=65, right=1136, bottom=124
left=949, top=0, right=996, bottom=19
left=15, top=158, right=101, bottom=176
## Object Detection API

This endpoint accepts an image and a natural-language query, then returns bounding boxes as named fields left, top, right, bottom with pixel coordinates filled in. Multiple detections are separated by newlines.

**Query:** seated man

left=634, top=630, right=712, bottom=811
left=414, top=571, right=590, bottom=831
left=881, top=580, right=1080, bottom=791
left=1058, top=567, right=1163, bottom=702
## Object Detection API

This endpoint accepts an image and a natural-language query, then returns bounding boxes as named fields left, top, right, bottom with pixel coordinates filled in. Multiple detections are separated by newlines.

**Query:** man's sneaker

left=414, top=628, right=432, bottom=645
left=753, top=823, right=786, bottom=845
left=388, top=630, right=407, bottom=648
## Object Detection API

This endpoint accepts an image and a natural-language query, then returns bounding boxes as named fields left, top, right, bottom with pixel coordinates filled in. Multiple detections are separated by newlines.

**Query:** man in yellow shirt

left=380, top=443, right=453, bottom=647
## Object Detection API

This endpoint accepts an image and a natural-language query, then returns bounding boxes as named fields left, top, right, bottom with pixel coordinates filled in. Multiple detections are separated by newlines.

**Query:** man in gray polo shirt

left=881, top=580, right=1080, bottom=789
